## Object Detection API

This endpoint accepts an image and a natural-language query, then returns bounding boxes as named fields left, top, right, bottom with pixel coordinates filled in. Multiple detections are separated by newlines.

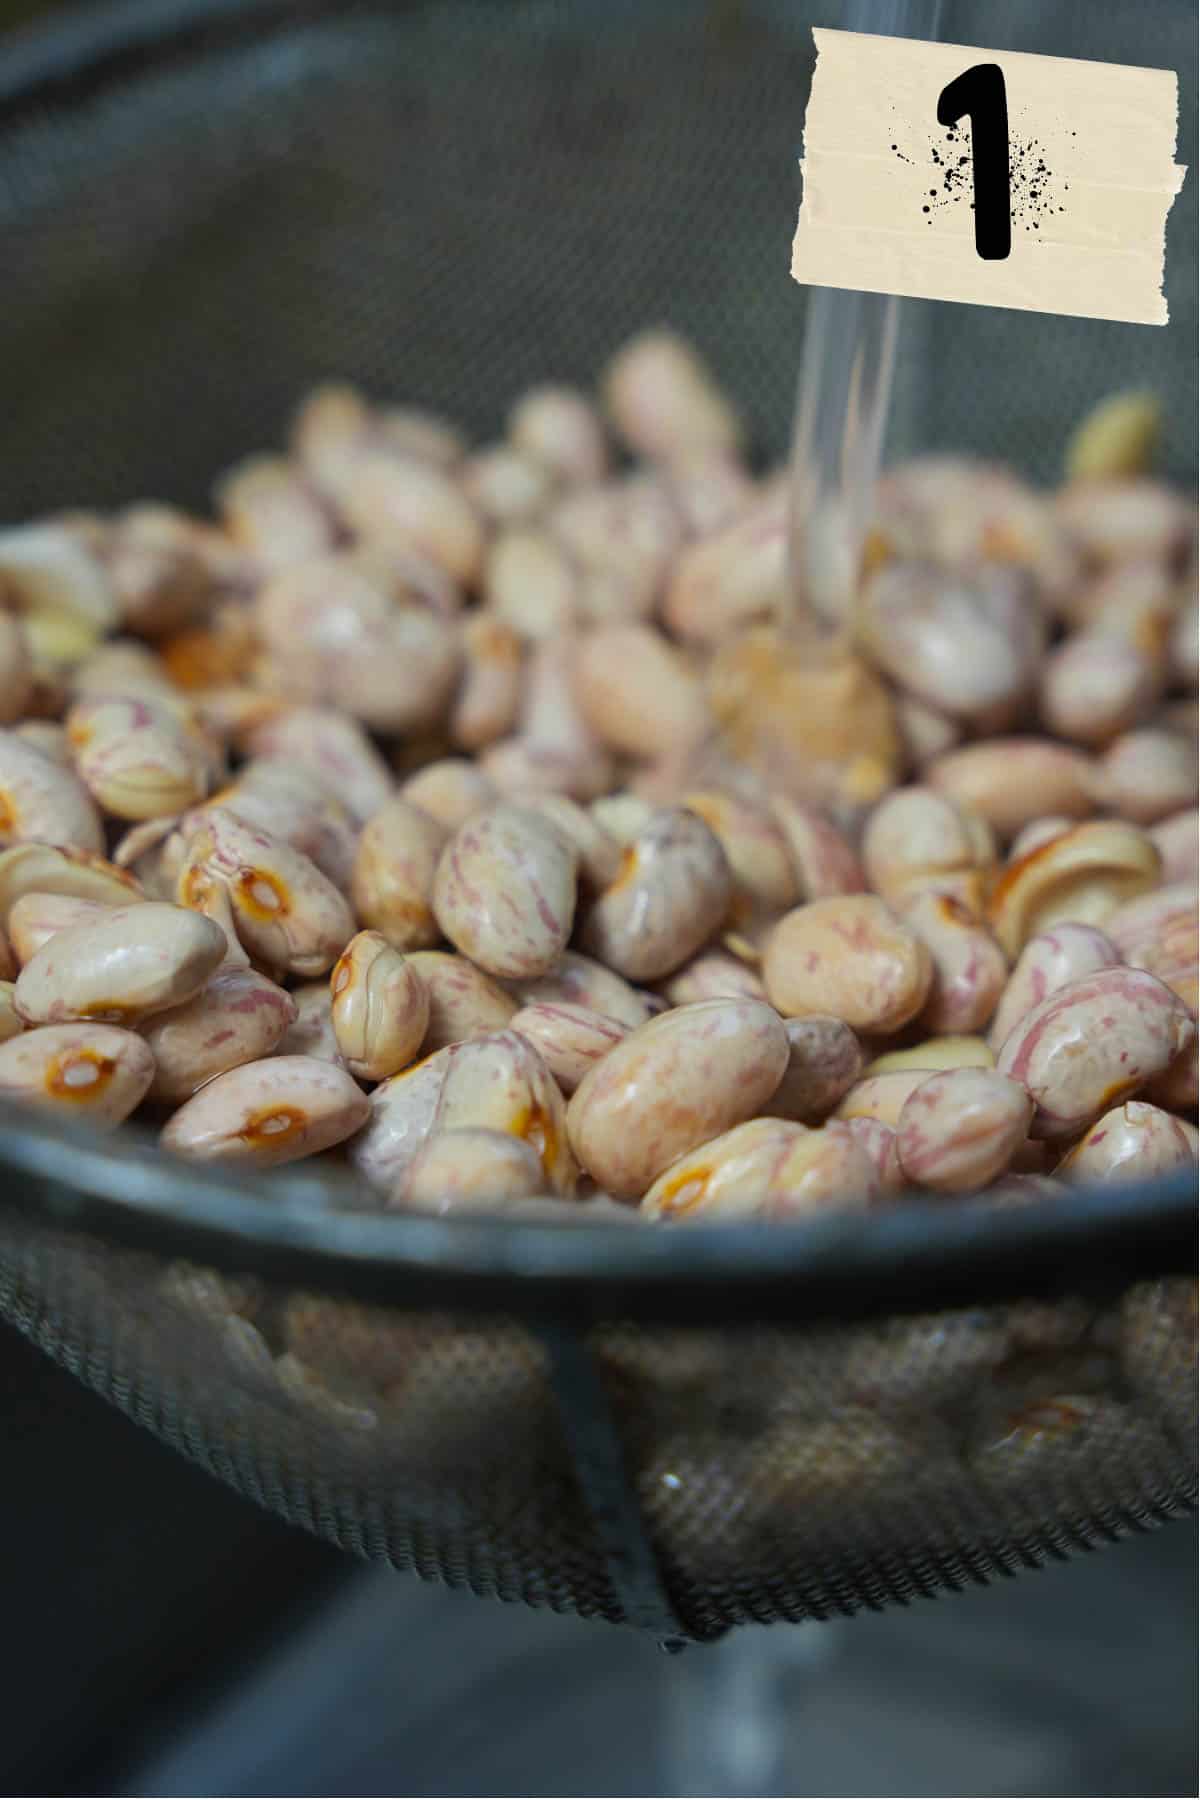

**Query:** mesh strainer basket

left=0, top=0, right=1196, bottom=1649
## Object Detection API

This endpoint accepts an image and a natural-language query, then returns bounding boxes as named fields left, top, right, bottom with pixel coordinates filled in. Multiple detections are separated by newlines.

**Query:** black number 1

left=937, top=63, right=1011, bottom=261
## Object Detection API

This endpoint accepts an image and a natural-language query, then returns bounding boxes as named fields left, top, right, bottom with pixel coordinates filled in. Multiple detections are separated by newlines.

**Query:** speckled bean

left=241, top=706, right=393, bottom=825
left=396, top=1129, right=548, bottom=1213
left=278, top=981, right=342, bottom=1064
left=1151, top=810, right=1200, bottom=885
left=8, top=892, right=117, bottom=963
left=768, top=799, right=865, bottom=903
left=14, top=901, right=226, bottom=1025
left=336, top=452, right=485, bottom=586
left=767, top=1014, right=864, bottom=1124
left=450, top=616, right=523, bottom=752
left=681, top=791, right=797, bottom=927
left=1092, top=728, right=1198, bottom=825
left=161, top=1054, right=370, bottom=1167
left=509, top=1000, right=627, bottom=1094
left=565, top=997, right=788, bottom=1198
left=1056, top=1102, right=1198, bottom=1185
left=405, top=950, right=518, bottom=1051
left=432, top=803, right=577, bottom=979
left=1105, top=883, right=1198, bottom=1010
left=573, top=623, right=710, bottom=759
left=400, top=758, right=497, bottom=834
left=662, top=487, right=788, bottom=644
left=211, top=760, right=359, bottom=891
left=896, top=1069, right=1033, bottom=1193
left=996, top=966, right=1196, bottom=1138
left=1039, top=632, right=1161, bottom=746
left=0, top=731, right=104, bottom=852
left=504, top=793, right=621, bottom=891
left=899, top=890, right=1009, bottom=1035
left=841, top=1117, right=904, bottom=1195
left=642, top=1117, right=877, bottom=1220
left=601, top=330, right=743, bottom=464
left=179, top=808, right=354, bottom=977
left=1054, top=477, right=1194, bottom=568
left=214, top=454, right=336, bottom=571
left=351, top=1029, right=575, bottom=1198
left=507, top=386, right=609, bottom=486
left=580, top=807, right=732, bottom=982
left=857, top=561, right=1044, bottom=730
left=987, top=819, right=1161, bottom=957
left=142, top=967, right=298, bottom=1102
left=861, top=785, right=995, bottom=914
left=0, top=1022, right=154, bottom=1127
left=659, top=950, right=766, bottom=1006
left=460, top=443, right=555, bottom=525
left=330, top=932, right=430, bottom=1082
left=867, top=1037, right=995, bottom=1073
left=666, top=451, right=757, bottom=537
left=483, top=528, right=579, bottom=642
left=926, top=739, right=1096, bottom=841
left=986, top=923, right=1122, bottom=1051
left=762, top=896, right=933, bottom=1035
left=0, top=981, right=22, bottom=1040
left=351, top=796, right=448, bottom=952
left=503, top=950, right=650, bottom=1031
left=1008, top=817, right=1074, bottom=860
left=0, top=843, right=142, bottom=930
left=553, top=475, right=686, bottom=624
left=834, top=1069, right=941, bottom=1127
left=254, top=550, right=462, bottom=734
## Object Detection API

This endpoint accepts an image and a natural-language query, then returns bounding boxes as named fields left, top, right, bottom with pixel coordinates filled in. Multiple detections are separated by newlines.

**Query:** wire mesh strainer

left=0, top=0, right=1196, bottom=1646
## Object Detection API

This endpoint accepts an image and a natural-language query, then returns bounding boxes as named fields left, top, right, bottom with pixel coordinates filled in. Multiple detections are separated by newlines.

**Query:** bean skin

left=432, top=803, right=578, bottom=980
left=762, top=896, right=933, bottom=1035
left=330, top=932, right=430, bottom=1082
left=508, top=1000, right=627, bottom=1093
left=579, top=807, right=732, bottom=983
left=142, top=967, right=298, bottom=1102
left=767, top=1015, right=864, bottom=1125
left=566, top=998, right=789, bottom=1198
left=0, top=1021, right=155, bottom=1127
left=352, top=796, right=448, bottom=953
left=14, top=902, right=226, bottom=1025
left=895, top=1069, right=1033, bottom=1193
left=995, top=966, right=1196, bottom=1139
left=405, top=951, right=517, bottom=1052
left=641, top=1116, right=878, bottom=1220
left=161, top=1054, right=370, bottom=1168
left=987, top=923, right=1122, bottom=1052
left=1056, top=1102, right=1198, bottom=1185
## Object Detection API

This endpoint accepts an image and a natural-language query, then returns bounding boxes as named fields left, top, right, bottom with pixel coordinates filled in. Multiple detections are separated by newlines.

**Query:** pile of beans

left=0, top=333, right=1195, bottom=1225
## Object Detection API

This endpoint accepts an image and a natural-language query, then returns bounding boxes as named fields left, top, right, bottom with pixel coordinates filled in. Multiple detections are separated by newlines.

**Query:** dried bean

left=566, top=997, right=789, bottom=1198
left=161, top=1055, right=369, bottom=1167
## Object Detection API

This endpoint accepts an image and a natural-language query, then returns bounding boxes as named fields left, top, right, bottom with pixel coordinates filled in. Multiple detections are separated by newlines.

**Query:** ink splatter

left=890, top=111, right=1068, bottom=234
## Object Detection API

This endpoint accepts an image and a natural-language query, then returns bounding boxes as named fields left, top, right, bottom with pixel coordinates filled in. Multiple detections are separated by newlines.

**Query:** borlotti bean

left=1056, top=1102, right=1199, bottom=1185
left=142, top=967, right=298, bottom=1102
left=508, top=1001, right=628, bottom=1094
left=641, top=1117, right=878, bottom=1220
left=0, top=347, right=1192, bottom=1265
left=566, top=999, right=789, bottom=1198
left=432, top=803, right=577, bottom=979
left=895, top=1070, right=1034, bottom=1193
left=14, top=902, right=227, bottom=1025
left=329, top=932, right=429, bottom=1082
left=352, top=796, right=448, bottom=951
left=996, top=967, right=1195, bottom=1139
left=352, top=1029, right=576, bottom=1199
left=987, top=923, right=1122, bottom=1051
left=580, top=807, right=733, bottom=982
left=0, top=1022, right=155, bottom=1126
left=162, top=1054, right=370, bottom=1167
left=762, top=896, right=933, bottom=1034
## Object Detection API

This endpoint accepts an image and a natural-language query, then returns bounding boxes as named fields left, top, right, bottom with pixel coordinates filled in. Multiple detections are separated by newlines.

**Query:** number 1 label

left=936, top=63, right=1012, bottom=261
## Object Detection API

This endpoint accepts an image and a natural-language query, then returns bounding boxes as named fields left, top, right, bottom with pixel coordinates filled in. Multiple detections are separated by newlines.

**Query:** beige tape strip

left=791, top=28, right=1187, bottom=325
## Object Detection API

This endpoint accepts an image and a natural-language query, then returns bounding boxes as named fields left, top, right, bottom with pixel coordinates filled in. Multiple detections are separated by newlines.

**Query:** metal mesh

left=0, top=1193, right=1193, bottom=1640
left=0, top=0, right=1195, bottom=1637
